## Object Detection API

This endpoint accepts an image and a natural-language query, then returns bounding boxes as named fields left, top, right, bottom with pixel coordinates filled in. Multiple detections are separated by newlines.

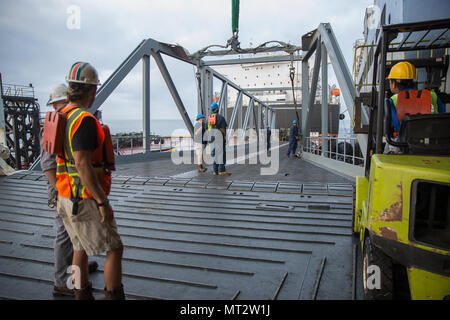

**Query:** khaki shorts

left=194, top=142, right=204, bottom=164
left=57, top=196, right=123, bottom=256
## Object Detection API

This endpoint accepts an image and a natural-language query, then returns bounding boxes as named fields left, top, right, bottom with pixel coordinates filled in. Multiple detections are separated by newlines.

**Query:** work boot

left=213, top=172, right=219, bottom=176
left=88, top=261, right=99, bottom=273
left=53, top=286, right=75, bottom=297
left=198, top=165, right=207, bottom=173
left=74, top=282, right=95, bottom=300
left=104, top=284, right=125, bottom=300
left=218, top=171, right=231, bottom=176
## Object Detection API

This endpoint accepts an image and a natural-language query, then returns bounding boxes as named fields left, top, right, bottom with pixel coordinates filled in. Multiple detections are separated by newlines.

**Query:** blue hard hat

left=196, top=114, right=205, bottom=120
left=210, top=102, right=219, bottom=111
left=293, top=120, right=298, bottom=124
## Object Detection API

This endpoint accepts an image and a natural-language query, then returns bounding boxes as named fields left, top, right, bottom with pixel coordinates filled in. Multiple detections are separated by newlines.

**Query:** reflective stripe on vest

left=64, top=108, right=85, bottom=164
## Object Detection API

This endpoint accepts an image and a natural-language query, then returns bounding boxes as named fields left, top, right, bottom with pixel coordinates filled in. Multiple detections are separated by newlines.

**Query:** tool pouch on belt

left=71, top=197, right=80, bottom=216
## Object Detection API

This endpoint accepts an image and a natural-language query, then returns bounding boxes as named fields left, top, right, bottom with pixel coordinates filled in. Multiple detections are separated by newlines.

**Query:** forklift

left=353, top=19, right=450, bottom=299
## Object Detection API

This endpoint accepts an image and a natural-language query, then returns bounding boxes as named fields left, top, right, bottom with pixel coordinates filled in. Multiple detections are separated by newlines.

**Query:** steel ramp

left=0, top=172, right=356, bottom=300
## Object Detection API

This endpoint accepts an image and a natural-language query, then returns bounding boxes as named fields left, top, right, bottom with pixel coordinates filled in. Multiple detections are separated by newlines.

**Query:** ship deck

left=0, top=145, right=363, bottom=300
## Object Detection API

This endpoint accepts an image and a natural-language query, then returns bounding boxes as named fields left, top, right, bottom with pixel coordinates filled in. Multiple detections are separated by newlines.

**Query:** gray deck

left=0, top=146, right=361, bottom=300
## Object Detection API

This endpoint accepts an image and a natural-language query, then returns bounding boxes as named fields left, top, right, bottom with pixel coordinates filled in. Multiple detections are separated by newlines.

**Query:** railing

left=304, top=136, right=364, bottom=166
left=112, top=135, right=194, bottom=155
left=1, top=83, right=35, bottom=98
left=111, top=132, right=259, bottom=155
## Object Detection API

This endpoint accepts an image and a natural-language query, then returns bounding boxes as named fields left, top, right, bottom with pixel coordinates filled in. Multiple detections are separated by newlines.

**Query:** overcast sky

left=0, top=0, right=373, bottom=131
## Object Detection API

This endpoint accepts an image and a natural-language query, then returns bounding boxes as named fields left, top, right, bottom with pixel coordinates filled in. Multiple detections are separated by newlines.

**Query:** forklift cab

left=365, top=17, right=450, bottom=172
left=354, top=19, right=450, bottom=300
left=384, top=102, right=450, bottom=155
left=397, top=113, right=450, bottom=155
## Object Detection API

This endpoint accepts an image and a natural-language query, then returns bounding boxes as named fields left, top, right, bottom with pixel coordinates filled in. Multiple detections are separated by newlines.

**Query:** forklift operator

left=384, top=61, right=445, bottom=153
left=387, top=61, right=445, bottom=133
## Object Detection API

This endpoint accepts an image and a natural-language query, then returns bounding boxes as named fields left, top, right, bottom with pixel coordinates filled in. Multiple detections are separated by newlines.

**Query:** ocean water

left=107, top=119, right=192, bottom=136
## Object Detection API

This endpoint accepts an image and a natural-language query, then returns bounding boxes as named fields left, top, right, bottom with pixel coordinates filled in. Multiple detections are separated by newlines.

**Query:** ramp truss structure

left=27, top=23, right=365, bottom=175
left=87, top=40, right=280, bottom=152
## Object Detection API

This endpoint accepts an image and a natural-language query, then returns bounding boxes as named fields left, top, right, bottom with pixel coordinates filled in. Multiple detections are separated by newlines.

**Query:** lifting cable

left=191, top=1, right=301, bottom=58
left=228, top=0, right=241, bottom=51
left=231, top=0, right=240, bottom=35
left=289, top=53, right=300, bottom=122
left=193, top=0, right=239, bottom=112
left=195, top=60, right=204, bottom=114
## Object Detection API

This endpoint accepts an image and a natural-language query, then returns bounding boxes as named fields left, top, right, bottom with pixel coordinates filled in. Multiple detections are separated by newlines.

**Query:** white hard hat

left=47, top=83, right=68, bottom=106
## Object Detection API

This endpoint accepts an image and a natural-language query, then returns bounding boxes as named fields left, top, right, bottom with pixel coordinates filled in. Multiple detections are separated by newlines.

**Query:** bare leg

left=72, top=250, right=89, bottom=289
left=103, top=246, right=123, bottom=290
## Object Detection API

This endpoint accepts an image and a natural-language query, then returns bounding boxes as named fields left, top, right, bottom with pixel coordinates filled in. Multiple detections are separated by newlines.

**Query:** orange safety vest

left=207, top=114, right=217, bottom=130
left=394, top=89, right=435, bottom=123
left=55, top=105, right=112, bottom=199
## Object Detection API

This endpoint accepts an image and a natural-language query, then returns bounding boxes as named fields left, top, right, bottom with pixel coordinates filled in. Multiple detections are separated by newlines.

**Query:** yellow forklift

left=353, top=19, right=450, bottom=300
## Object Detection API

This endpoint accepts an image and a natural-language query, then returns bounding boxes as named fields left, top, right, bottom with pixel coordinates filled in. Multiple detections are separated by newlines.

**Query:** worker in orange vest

left=208, top=102, right=231, bottom=175
left=55, top=62, right=124, bottom=299
left=385, top=61, right=445, bottom=153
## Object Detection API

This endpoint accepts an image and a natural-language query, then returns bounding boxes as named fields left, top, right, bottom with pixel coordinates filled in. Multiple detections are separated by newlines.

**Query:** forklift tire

left=393, top=264, right=411, bottom=300
left=363, top=236, right=394, bottom=300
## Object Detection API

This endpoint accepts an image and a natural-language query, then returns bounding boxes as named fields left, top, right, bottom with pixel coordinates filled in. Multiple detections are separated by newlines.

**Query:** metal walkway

left=0, top=170, right=357, bottom=300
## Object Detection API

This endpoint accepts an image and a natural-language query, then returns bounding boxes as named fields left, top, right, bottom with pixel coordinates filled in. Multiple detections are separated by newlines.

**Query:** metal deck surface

left=0, top=169, right=358, bottom=300
left=113, top=145, right=353, bottom=185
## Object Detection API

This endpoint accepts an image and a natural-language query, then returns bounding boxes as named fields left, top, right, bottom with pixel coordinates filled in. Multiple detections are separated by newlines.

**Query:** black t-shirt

left=72, top=117, right=99, bottom=152
left=215, top=113, right=228, bottom=131
left=209, top=113, right=228, bottom=144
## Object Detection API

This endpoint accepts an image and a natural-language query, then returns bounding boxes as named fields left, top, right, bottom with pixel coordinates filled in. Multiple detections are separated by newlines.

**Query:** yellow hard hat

left=386, top=61, right=416, bottom=80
